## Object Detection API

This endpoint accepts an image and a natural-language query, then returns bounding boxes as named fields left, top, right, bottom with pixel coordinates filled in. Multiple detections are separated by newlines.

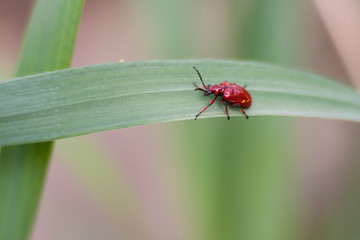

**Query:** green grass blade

left=1, top=59, right=360, bottom=146
left=0, top=143, right=53, bottom=240
left=16, top=0, right=84, bottom=76
left=0, top=0, right=84, bottom=239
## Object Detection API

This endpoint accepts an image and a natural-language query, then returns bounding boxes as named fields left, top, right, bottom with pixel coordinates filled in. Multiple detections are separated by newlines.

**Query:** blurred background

left=1, top=0, right=360, bottom=239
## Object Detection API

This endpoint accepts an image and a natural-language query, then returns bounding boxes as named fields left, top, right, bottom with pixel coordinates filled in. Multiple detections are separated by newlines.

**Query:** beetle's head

left=194, top=83, right=213, bottom=96
left=203, top=85, right=213, bottom=96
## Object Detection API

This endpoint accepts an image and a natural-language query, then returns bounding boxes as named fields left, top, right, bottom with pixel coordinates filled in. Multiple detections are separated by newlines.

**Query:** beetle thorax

left=205, top=84, right=224, bottom=96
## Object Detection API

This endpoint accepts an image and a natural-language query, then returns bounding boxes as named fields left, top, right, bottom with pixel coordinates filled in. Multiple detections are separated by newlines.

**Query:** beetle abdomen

left=222, top=85, right=252, bottom=108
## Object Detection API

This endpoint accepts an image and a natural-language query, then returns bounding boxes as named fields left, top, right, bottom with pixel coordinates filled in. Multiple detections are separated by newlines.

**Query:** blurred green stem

left=0, top=143, right=53, bottom=240
left=0, top=0, right=84, bottom=239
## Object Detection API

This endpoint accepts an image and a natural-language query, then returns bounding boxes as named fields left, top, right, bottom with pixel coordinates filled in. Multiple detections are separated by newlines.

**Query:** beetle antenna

left=193, top=66, right=206, bottom=88
left=193, top=83, right=205, bottom=91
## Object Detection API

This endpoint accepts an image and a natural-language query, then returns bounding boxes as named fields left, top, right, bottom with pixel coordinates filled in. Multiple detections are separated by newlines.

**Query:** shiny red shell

left=218, top=82, right=252, bottom=108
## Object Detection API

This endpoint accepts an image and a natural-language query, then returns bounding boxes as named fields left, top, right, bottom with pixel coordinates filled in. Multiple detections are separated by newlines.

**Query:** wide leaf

left=1, top=59, right=360, bottom=146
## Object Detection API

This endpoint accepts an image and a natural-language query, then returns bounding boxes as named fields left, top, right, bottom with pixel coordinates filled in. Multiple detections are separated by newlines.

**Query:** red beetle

left=193, top=66, right=252, bottom=120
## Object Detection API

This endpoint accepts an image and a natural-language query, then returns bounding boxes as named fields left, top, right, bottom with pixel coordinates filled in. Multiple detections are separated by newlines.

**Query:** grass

left=0, top=0, right=84, bottom=239
left=1, top=60, right=360, bottom=146
left=0, top=0, right=359, bottom=239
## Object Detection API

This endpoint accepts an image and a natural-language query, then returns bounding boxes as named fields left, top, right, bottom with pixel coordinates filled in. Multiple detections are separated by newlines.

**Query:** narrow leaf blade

left=1, top=60, right=360, bottom=146
left=0, top=0, right=84, bottom=239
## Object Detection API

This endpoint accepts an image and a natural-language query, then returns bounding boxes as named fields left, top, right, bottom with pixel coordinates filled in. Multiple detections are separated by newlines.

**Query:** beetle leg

left=243, top=84, right=247, bottom=89
left=221, top=99, right=230, bottom=120
left=240, top=107, right=249, bottom=119
left=195, top=96, right=218, bottom=120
